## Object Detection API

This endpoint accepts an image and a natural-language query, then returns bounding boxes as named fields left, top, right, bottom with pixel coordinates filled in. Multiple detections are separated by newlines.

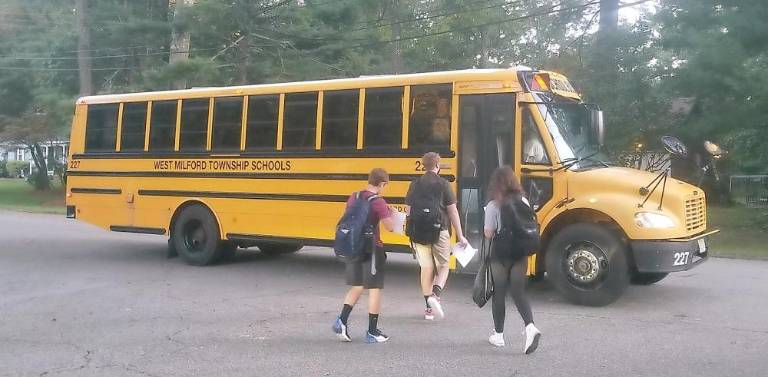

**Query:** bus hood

left=565, top=167, right=707, bottom=240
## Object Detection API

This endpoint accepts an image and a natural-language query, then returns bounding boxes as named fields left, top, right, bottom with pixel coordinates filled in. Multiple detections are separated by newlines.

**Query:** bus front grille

left=684, top=195, right=706, bottom=232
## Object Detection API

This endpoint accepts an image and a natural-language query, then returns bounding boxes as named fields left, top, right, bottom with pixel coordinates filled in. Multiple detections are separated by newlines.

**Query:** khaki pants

left=412, top=230, right=450, bottom=270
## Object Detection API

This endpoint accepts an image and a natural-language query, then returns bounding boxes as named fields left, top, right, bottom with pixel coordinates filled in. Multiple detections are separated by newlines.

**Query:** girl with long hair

left=484, top=166, right=541, bottom=353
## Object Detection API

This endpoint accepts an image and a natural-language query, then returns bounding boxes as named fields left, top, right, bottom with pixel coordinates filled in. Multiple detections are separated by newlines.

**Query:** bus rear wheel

left=631, top=272, right=668, bottom=285
left=545, top=223, right=630, bottom=306
left=257, top=242, right=303, bottom=255
left=172, top=205, right=227, bottom=266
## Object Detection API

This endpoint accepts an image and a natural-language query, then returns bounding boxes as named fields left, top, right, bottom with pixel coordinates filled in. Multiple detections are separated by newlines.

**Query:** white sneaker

left=488, top=331, right=505, bottom=347
left=524, top=323, right=541, bottom=354
left=427, top=295, right=444, bottom=319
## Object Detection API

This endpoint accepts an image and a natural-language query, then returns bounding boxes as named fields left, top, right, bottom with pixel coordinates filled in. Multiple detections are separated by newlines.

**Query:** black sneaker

left=364, top=329, right=389, bottom=343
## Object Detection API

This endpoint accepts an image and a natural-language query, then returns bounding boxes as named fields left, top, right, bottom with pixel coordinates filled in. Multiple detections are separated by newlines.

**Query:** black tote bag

left=472, top=238, right=494, bottom=308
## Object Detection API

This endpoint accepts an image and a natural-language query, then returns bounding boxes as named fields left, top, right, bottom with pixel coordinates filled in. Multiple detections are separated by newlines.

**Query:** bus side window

left=322, top=90, right=358, bottom=149
left=212, top=96, right=244, bottom=151
left=149, top=100, right=177, bottom=151
left=120, top=102, right=148, bottom=152
left=521, top=109, right=550, bottom=164
left=283, top=92, right=318, bottom=150
left=364, top=87, right=403, bottom=149
left=85, top=104, right=119, bottom=152
left=246, top=95, right=279, bottom=150
left=408, top=84, right=452, bottom=149
left=459, top=104, right=478, bottom=178
left=179, top=98, right=210, bottom=152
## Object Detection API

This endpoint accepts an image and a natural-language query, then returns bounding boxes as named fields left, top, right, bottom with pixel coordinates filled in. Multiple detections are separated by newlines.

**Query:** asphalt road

left=1, top=211, right=767, bottom=377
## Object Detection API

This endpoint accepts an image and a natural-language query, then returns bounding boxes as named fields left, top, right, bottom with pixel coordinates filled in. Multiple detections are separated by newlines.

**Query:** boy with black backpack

left=406, top=152, right=468, bottom=320
left=332, top=168, right=395, bottom=343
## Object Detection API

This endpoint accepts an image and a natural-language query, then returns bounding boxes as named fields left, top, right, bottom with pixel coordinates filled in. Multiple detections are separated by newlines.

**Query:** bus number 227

left=673, top=252, right=690, bottom=266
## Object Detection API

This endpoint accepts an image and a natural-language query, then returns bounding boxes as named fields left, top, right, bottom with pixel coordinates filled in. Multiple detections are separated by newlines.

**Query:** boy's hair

left=422, top=152, right=441, bottom=171
left=368, top=168, right=390, bottom=185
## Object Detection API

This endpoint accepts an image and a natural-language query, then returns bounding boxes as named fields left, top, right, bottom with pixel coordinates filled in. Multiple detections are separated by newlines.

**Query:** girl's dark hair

left=487, top=166, right=524, bottom=203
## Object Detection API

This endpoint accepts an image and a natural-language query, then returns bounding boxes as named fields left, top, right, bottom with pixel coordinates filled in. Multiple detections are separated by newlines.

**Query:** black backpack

left=334, top=192, right=378, bottom=260
left=492, top=195, right=541, bottom=263
left=405, top=177, right=443, bottom=244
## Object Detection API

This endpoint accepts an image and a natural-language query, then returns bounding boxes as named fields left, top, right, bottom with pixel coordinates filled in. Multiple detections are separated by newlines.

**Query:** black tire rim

left=563, top=241, right=609, bottom=290
left=182, top=219, right=207, bottom=254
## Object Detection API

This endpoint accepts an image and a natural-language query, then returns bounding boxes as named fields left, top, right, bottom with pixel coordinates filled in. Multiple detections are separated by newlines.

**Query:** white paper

left=452, top=243, right=477, bottom=268
left=391, top=210, right=407, bottom=235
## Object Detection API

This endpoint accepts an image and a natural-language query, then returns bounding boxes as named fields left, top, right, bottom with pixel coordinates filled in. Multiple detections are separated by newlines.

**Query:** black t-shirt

left=405, top=171, right=457, bottom=229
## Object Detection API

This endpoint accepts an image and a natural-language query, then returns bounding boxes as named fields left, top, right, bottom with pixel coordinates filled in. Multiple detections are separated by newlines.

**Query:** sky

left=619, top=0, right=658, bottom=24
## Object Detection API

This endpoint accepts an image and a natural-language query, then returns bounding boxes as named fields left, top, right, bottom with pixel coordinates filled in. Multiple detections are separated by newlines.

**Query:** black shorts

left=345, top=248, right=387, bottom=289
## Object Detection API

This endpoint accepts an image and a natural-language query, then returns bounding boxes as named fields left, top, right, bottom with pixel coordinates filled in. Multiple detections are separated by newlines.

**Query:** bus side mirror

left=589, top=109, right=604, bottom=148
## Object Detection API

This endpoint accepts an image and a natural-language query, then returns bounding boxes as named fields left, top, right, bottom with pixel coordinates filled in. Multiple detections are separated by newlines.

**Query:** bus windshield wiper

left=521, top=151, right=603, bottom=174
left=557, top=151, right=602, bottom=171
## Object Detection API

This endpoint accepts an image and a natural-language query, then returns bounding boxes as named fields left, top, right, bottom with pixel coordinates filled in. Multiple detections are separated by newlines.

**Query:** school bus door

left=456, top=93, right=516, bottom=273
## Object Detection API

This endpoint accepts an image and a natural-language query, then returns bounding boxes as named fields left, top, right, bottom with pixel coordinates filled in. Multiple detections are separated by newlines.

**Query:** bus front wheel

left=545, top=223, right=630, bottom=306
left=172, top=205, right=227, bottom=266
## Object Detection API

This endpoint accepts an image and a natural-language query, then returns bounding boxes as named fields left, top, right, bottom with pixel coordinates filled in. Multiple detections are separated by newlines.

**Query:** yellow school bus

left=66, top=68, right=715, bottom=306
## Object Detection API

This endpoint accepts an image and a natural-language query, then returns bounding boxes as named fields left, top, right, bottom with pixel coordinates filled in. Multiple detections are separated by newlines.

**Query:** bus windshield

left=533, top=93, right=608, bottom=170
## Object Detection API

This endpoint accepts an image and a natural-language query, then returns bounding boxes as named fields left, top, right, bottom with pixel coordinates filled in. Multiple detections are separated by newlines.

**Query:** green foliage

left=655, top=0, right=768, bottom=173
left=0, top=160, right=6, bottom=178
left=5, top=161, right=28, bottom=178
left=0, top=0, right=766, bottom=176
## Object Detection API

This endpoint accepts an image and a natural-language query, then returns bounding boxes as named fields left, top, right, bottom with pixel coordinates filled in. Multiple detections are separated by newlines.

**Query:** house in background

left=0, top=140, right=69, bottom=177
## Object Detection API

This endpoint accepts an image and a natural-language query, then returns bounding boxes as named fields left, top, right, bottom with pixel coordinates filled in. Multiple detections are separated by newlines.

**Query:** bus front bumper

left=630, top=230, right=719, bottom=273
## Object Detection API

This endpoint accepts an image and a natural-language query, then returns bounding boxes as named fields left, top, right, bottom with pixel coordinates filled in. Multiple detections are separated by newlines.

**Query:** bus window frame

left=520, top=105, right=553, bottom=167
left=321, top=89, right=360, bottom=151
left=362, top=86, right=405, bottom=151
left=84, top=103, right=120, bottom=153
left=118, top=101, right=150, bottom=153
left=245, top=94, right=280, bottom=152
left=211, top=96, right=245, bottom=152
left=281, top=91, right=319, bottom=151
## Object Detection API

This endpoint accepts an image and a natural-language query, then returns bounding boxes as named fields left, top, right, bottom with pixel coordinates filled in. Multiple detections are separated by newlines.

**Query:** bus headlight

left=634, top=212, right=675, bottom=228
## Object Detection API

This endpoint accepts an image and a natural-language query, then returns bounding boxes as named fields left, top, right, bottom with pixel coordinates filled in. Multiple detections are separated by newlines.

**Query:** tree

left=0, top=111, right=58, bottom=190
left=656, top=0, right=768, bottom=173
left=76, top=0, right=93, bottom=96
left=170, top=0, right=194, bottom=89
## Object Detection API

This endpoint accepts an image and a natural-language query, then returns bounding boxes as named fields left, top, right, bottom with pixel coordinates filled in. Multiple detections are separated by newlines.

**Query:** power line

left=340, top=0, right=649, bottom=50
left=0, top=48, right=221, bottom=61
left=350, top=0, right=526, bottom=32
left=0, top=66, right=132, bottom=71
left=345, top=0, right=598, bottom=49
left=0, top=0, right=652, bottom=72
left=251, top=0, right=530, bottom=45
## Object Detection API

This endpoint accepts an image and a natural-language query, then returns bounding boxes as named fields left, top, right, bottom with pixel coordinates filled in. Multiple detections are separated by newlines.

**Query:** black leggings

left=491, top=257, right=533, bottom=333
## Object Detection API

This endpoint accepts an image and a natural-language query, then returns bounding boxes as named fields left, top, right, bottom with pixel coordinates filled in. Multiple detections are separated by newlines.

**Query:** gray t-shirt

left=484, top=197, right=530, bottom=234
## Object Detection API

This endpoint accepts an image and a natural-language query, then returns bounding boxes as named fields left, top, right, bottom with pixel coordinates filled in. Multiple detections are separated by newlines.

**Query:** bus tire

left=172, top=205, right=225, bottom=266
left=630, top=272, right=668, bottom=285
left=545, top=223, right=630, bottom=306
left=257, top=242, right=303, bottom=255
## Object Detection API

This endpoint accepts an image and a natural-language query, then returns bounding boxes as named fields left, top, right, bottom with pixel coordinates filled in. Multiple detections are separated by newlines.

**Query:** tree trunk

left=596, top=0, right=619, bottom=76
left=479, top=29, right=490, bottom=68
left=390, top=0, right=403, bottom=74
left=170, top=0, right=194, bottom=89
left=28, top=143, right=50, bottom=191
left=75, top=0, right=93, bottom=96
left=237, top=34, right=249, bottom=85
